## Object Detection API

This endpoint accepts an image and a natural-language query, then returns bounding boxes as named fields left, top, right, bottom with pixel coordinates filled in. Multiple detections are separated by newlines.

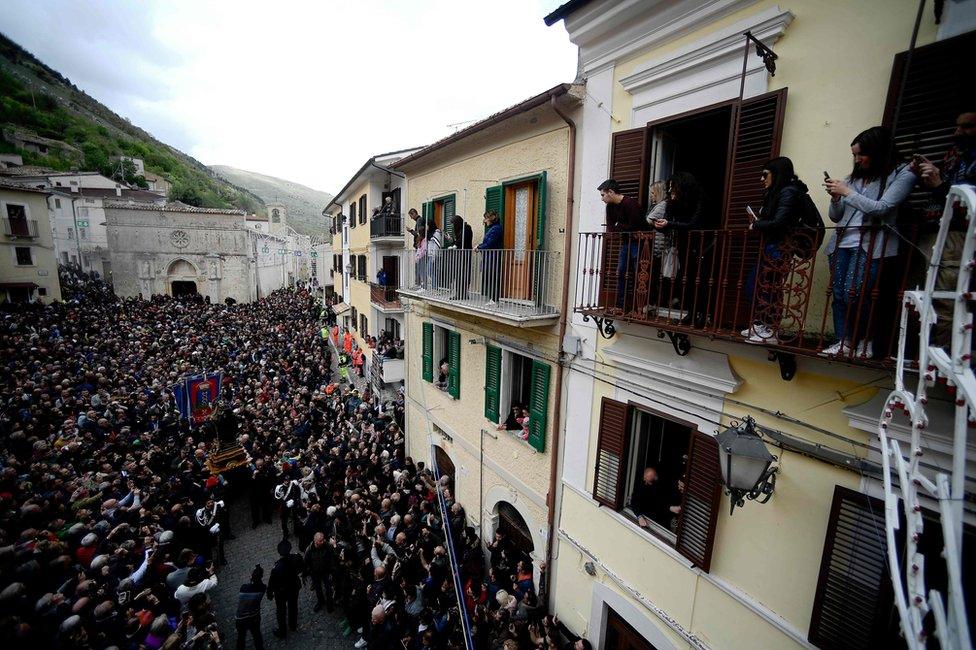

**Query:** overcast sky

left=0, top=0, right=577, bottom=193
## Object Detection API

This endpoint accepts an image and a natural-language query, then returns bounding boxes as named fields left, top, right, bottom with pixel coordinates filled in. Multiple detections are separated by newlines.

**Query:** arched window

left=497, top=501, right=534, bottom=560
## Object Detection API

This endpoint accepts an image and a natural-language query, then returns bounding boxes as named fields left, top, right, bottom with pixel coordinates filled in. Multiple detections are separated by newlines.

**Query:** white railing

left=397, top=247, right=559, bottom=320
left=879, top=184, right=974, bottom=650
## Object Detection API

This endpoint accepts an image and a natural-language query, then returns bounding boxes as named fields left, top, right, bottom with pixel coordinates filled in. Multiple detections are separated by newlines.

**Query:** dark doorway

left=649, top=105, right=733, bottom=228
left=382, top=255, right=400, bottom=288
left=171, top=281, right=197, bottom=297
left=433, top=445, right=455, bottom=490
left=605, top=607, right=657, bottom=650
left=497, top=501, right=534, bottom=563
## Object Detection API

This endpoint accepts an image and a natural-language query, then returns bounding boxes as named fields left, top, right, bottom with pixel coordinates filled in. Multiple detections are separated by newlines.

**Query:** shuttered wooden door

left=484, top=345, right=501, bottom=422
left=720, top=89, right=787, bottom=331
left=442, top=195, right=456, bottom=241
left=447, top=330, right=461, bottom=399
left=883, top=30, right=976, bottom=214
left=422, top=322, right=433, bottom=382
left=674, top=431, right=721, bottom=572
left=601, top=128, right=650, bottom=311
left=808, top=485, right=898, bottom=649
left=592, top=397, right=630, bottom=509
left=527, top=360, right=550, bottom=453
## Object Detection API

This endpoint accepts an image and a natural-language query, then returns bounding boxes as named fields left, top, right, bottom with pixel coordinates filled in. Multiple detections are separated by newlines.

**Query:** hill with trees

left=0, top=33, right=262, bottom=213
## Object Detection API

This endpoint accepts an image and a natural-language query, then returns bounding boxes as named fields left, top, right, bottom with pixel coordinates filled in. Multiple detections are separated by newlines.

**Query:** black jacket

left=267, top=553, right=304, bottom=598
left=753, top=181, right=808, bottom=242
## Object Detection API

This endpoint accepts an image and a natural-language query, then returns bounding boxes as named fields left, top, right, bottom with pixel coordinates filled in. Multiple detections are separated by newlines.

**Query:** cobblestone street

left=210, top=498, right=356, bottom=650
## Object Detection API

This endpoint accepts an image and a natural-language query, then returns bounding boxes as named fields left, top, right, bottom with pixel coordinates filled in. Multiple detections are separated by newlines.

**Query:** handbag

left=661, top=246, right=680, bottom=279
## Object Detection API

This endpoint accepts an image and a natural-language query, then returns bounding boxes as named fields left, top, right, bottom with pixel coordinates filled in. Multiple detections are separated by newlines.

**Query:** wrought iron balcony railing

left=370, top=282, right=402, bottom=310
left=575, top=223, right=929, bottom=369
left=3, top=218, right=39, bottom=238
left=396, top=248, right=559, bottom=325
left=370, top=214, right=403, bottom=239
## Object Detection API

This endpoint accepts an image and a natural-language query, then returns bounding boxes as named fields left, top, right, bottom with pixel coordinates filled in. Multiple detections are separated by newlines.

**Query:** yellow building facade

left=396, top=86, right=583, bottom=581
left=0, top=181, right=62, bottom=303
left=545, top=1, right=973, bottom=648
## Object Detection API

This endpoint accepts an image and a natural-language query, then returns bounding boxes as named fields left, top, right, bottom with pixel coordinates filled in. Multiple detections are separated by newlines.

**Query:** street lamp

left=716, top=416, right=777, bottom=515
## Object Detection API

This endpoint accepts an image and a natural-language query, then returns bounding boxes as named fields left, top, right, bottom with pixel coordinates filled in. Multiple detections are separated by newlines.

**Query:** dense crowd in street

left=0, top=270, right=581, bottom=650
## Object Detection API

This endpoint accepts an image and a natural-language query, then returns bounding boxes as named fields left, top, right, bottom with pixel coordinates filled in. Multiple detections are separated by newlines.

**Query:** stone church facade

left=104, top=202, right=287, bottom=303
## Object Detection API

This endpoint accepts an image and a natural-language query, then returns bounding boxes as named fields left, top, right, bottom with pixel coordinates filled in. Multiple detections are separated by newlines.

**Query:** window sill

left=492, top=424, right=540, bottom=451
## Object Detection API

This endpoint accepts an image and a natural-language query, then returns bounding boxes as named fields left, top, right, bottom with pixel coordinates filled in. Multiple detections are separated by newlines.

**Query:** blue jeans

left=830, top=247, right=879, bottom=343
left=745, top=242, right=783, bottom=328
left=616, top=240, right=640, bottom=310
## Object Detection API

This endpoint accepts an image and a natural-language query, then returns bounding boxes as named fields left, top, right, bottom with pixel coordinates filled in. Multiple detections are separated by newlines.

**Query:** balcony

left=371, top=351, right=405, bottom=389
left=2, top=218, right=39, bottom=238
left=370, top=282, right=403, bottom=311
left=397, top=248, right=560, bottom=326
left=370, top=214, right=403, bottom=240
left=574, top=225, right=928, bottom=372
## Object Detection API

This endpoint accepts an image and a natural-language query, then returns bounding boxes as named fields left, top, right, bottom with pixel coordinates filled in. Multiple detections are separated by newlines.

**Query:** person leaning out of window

left=822, top=126, right=917, bottom=359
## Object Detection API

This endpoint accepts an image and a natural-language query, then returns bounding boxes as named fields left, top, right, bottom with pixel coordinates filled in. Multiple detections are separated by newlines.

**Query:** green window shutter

left=447, top=330, right=461, bottom=399
left=422, top=322, right=433, bottom=382
left=535, top=171, right=547, bottom=249
left=421, top=202, right=431, bottom=234
left=484, top=345, right=502, bottom=422
left=442, top=195, right=456, bottom=241
left=485, top=185, right=503, bottom=220
left=527, top=360, right=551, bottom=453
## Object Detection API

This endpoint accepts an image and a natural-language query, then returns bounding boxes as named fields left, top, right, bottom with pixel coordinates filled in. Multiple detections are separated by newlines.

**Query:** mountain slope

left=210, top=165, right=332, bottom=238
left=0, top=33, right=262, bottom=213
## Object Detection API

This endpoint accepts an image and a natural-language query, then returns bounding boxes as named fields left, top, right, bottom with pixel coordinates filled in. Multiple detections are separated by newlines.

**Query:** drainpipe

left=543, top=92, right=576, bottom=609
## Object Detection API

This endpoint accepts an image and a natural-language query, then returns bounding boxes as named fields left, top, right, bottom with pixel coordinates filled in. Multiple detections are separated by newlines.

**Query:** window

left=359, top=194, right=367, bottom=225
left=54, top=198, right=61, bottom=209
left=6, top=204, right=30, bottom=237
left=350, top=306, right=358, bottom=328
left=61, top=252, right=68, bottom=264
left=484, top=346, right=550, bottom=452
left=15, top=247, right=33, bottom=265
left=79, top=228, right=87, bottom=240
left=592, top=398, right=721, bottom=571
left=357, top=255, right=367, bottom=281
left=67, top=227, right=74, bottom=239
left=349, top=202, right=357, bottom=229
left=360, top=314, right=368, bottom=336
left=421, top=194, right=456, bottom=240
left=37, top=287, right=47, bottom=296
left=422, top=322, right=460, bottom=399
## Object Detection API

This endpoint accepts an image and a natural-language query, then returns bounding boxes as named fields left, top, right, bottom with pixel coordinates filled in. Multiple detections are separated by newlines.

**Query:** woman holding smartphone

left=821, top=126, right=916, bottom=358
left=742, top=156, right=809, bottom=343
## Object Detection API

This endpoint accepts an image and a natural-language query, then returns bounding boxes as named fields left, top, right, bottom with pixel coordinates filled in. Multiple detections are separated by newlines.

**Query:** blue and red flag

left=186, top=372, right=222, bottom=426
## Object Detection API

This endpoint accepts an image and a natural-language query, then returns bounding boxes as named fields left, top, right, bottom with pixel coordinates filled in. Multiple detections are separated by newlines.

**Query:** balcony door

left=503, top=181, right=538, bottom=301
left=6, top=204, right=29, bottom=237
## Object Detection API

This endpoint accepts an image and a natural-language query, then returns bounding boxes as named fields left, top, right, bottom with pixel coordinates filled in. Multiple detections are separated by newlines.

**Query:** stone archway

left=167, top=258, right=200, bottom=296
left=483, top=486, right=545, bottom=585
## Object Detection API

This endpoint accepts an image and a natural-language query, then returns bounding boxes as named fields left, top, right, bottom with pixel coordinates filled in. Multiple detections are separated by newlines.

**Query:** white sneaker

left=740, top=327, right=752, bottom=337
left=854, top=340, right=873, bottom=358
left=485, top=300, right=497, bottom=306
left=819, top=340, right=850, bottom=356
left=355, top=638, right=368, bottom=648
left=743, top=323, right=777, bottom=344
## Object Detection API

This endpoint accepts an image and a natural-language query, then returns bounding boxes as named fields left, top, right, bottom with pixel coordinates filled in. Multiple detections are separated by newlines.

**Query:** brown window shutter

left=883, top=30, right=976, bottom=213
left=592, top=397, right=630, bottom=509
left=719, top=89, right=787, bottom=332
left=609, top=127, right=650, bottom=210
left=674, top=431, right=721, bottom=572
left=808, top=485, right=898, bottom=650
left=723, top=88, right=787, bottom=230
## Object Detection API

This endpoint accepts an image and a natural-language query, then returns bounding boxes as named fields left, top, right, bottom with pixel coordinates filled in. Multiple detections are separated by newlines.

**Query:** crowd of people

left=602, top=112, right=976, bottom=358
left=0, top=273, right=583, bottom=649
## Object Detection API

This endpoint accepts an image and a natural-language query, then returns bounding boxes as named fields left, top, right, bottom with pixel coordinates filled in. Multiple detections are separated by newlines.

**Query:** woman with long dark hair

left=652, top=172, right=707, bottom=324
left=822, top=126, right=917, bottom=358
left=742, top=156, right=809, bottom=343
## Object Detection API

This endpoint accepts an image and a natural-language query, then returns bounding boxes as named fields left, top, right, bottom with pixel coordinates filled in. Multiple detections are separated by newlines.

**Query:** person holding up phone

left=741, top=157, right=811, bottom=344
left=821, top=126, right=916, bottom=358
